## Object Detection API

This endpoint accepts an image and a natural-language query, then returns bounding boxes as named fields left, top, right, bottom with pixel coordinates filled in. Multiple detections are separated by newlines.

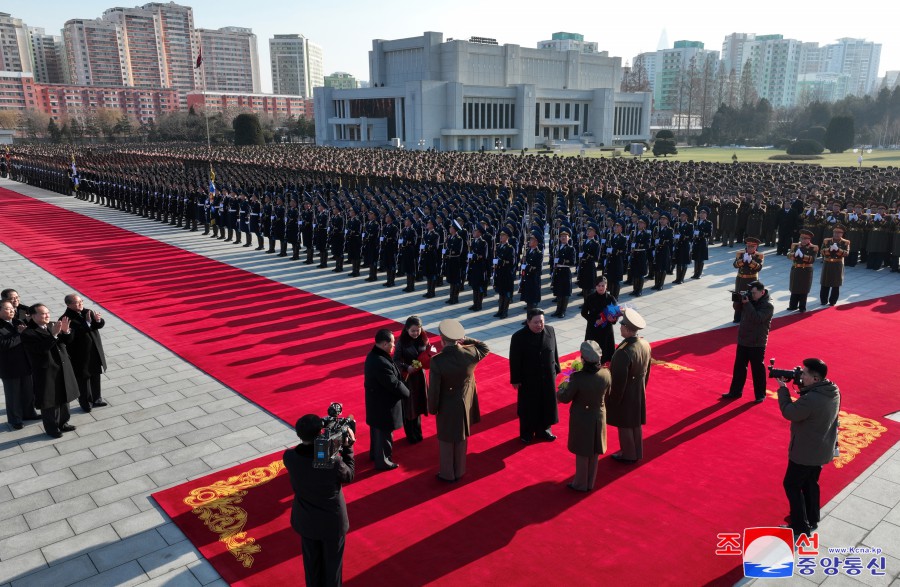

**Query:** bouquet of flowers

left=594, top=303, right=624, bottom=329
left=557, top=358, right=584, bottom=392
left=411, top=360, right=423, bottom=370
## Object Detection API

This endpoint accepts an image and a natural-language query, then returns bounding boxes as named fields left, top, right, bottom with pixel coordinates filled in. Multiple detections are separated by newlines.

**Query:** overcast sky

left=17, top=0, right=898, bottom=94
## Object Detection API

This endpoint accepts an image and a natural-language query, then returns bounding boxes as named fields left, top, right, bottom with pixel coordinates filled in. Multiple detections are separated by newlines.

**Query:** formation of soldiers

left=3, top=144, right=899, bottom=319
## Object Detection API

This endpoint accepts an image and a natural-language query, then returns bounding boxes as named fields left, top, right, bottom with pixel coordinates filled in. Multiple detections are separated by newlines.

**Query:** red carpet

left=3, top=187, right=899, bottom=586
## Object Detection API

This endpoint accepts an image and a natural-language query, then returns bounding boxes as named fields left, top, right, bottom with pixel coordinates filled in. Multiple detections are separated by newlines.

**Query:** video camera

left=313, top=403, right=356, bottom=469
left=767, top=359, right=802, bottom=387
left=730, top=290, right=748, bottom=304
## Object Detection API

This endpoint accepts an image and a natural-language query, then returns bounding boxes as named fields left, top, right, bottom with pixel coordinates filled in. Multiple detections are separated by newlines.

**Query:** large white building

left=315, top=31, right=650, bottom=151
left=821, top=38, right=881, bottom=97
left=270, top=34, right=323, bottom=98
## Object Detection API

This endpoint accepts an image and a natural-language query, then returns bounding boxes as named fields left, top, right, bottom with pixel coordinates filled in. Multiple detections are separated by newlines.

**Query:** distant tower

left=657, top=29, right=668, bottom=52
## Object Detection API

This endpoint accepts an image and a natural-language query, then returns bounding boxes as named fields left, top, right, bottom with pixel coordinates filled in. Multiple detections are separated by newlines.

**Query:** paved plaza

left=1, top=177, right=898, bottom=586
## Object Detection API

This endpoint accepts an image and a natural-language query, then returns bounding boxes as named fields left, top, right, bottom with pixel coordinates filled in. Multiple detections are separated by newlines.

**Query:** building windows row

left=462, top=100, right=515, bottom=130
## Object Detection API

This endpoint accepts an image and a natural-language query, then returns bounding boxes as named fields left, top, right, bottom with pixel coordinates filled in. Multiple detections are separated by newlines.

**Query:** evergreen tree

left=823, top=115, right=855, bottom=153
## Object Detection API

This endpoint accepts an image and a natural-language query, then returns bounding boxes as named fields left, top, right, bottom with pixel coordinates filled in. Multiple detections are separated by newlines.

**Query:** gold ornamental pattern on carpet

left=183, top=460, right=286, bottom=568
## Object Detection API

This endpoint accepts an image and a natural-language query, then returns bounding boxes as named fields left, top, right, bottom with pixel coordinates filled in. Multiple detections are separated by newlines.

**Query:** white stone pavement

left=0, top=177, right=898, bottom=586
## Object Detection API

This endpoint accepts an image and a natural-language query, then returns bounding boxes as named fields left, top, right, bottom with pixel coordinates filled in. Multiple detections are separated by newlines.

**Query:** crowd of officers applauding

left=2, top=144, right=898, bottom=320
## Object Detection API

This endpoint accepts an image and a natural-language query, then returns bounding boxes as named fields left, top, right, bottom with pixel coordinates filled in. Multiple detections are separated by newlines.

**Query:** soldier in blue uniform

left=421, top=219, right=441, bottom=298
left=577, top=223, right=601, bottom=298
left=273, top=195, right=287, bottom=257
left=238, top=191, right=251, bottom=246
left=399, top=215, right=418, bottom=291
left=551, top=228, right=576, bottom=318
left=345, top=207, right=363, bottom=277
left=315, top=202, right=329, bottom=268
left=381, top=213, right=400, bottom=287
left=301, top=199, right=315, bottom=264
left=605, top=220, right=628, bottom=300
left=520, top=231, right=543, bottom=311
left=652, top=212, right=674, bottom=291
left=628, top=216, right=652, bottom=296
left=364, top=210, right=381, bottom=282
left=443, top=220, right=464, bottom=304
left=330, top=204, right=345, bottom=272
left=692, top=206, right=712, bottom=278
left=493, top=227, right=516, bottom=317
left=249, top=193, right=263, bottom=250
left=286, top=198, right=300, bottom=259
left=467, top=225, right=489, bottom=311
left=673, top=209, right=694, bottom=284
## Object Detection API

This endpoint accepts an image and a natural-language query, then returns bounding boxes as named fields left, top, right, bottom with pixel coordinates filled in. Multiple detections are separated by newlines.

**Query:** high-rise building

left=270, top=34, right=323, bottom=98
left=721, top=33, right=753, bottom=75
left=196, top=26, right=260, bottom=93
left=140, top=2, right=199, bottom=104
left=653, top=41, right=719, bottom=113
left=796, top=72, right=851, bottom=105
left=28, top=27, right=66, bottom=84
left=821, top=38, right=881, bottom=96
left=537, top=32, right=601, bottom=54
left=0, top=12, right=33, bottom=73
left=745, top=35, right=803, bottom=108
left=102, top=6, right=166, bottom=88
left=63, top=18, right=129, bottom=86
left=324, top=71, right=357, bottom=89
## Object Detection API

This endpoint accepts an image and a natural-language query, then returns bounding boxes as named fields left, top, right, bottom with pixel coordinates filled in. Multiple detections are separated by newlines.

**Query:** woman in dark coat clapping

left=393, top=316, right=431, bottom=443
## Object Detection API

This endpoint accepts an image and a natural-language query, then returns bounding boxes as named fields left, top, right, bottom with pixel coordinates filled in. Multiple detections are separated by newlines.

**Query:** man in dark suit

left=21, top=304, right=79, bottom=438
left=364, top=329, right=410, bottom=471
left=1, top=289, right=30, bottom=322
left=509, top=308, right=561, bottom=443
left=284, top=414, right=356, bottom=587
left=62, top=294, right=108, bottom=412
left=1, top=300, right=40, bottom=429
left=427, top=319, right=490, bottom=482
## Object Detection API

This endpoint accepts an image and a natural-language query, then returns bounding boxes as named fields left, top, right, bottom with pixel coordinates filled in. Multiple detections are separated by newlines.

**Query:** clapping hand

left=52, top=316, right=71, bottom=336
left=16, top=323, right=26, bottom=333
left=743, top=253, right=752, bottom=263
left=830, top=243, right=839, bottom=251
left=794, top=248, right=804, bottom=258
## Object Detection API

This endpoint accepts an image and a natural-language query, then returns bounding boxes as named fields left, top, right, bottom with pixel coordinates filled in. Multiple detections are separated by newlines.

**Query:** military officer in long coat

left=509, top=308, right=561, bottom=443
left=493, top=227, right=516, bottom=317
left=787, top=229, right=819, bottom=312
left=577, top=223, right=601, bottom=297
left=691, top=206, right=712, bottom=279
left=819, top=224, right=850, bottom=306
left=607, top=308, right=651, bottom=463
left=427, top=319, right=490, bottom=482
left=520, top=232, right=543, bottom=311
left=551, top=228, right=576, bottom=318
left=557, top=340, right=610, bottom=491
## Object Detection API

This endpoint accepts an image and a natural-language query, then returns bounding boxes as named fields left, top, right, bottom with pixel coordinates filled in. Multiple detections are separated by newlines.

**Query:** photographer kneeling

left=284, top=413, right=356, bottom=587
left=776, top=358, right=840, bottom=539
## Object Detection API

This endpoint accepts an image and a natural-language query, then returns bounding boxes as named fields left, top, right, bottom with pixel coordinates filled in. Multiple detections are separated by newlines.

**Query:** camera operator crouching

left=284, top=411, right=356, bottom=587
left=775, top=358, right=840, bottom=539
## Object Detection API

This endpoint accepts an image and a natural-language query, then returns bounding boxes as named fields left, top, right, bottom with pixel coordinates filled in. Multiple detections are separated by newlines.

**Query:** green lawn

left=575, top=146, right=900, bottom=167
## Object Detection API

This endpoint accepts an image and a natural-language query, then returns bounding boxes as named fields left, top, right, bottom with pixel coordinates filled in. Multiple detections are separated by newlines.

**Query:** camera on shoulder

left=313, top=403, right=356, bottom=469
left=767, top=359, right=802, bottom=386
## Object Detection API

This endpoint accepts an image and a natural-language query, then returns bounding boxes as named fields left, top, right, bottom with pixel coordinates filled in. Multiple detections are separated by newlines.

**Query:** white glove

left=849, top=213, right=857, bottom=221
left=743, top=253, right=752, bottom=263
left=874, top=213, right=883, bottom=221
left=795, top=248, right=804, bottom=258
left=830, top=243, right=839, bottom=251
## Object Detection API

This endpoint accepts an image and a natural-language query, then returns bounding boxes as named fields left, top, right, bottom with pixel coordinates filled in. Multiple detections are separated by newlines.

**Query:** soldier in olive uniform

left=733, top=237, right=765, bottom=322
left=720, top=194, right=739, bottom=247
left=865, top=204, right=891, bottom=270
left=820, top=224, right=850, bottom=306
left=787, top=229, right=819, bottom=312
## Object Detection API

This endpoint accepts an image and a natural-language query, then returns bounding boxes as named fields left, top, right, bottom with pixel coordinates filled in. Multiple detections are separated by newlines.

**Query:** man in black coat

left=364, top=329, right=410, bottom=470
left=21, top=304, right=79, bottom=438
left=1, top=289, right=30, bottom=322
left=62, top=294, right=108, bottom=412
left=284, top=414, right=356, bottom=587
left=1, top=300, right=40, bottom=429
left=509, top=308, right=561, bottom=443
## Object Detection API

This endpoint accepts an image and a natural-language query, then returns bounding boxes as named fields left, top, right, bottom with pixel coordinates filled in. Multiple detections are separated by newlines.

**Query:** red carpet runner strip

left=2, top=187, right=898, bottom=586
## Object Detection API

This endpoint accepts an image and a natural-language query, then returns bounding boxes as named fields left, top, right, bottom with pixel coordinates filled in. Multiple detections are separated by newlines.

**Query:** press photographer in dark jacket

left=284, top=414, right=356, bottom=587
left=722, top=280, right=773, bottom=403
left=776, top=358, right=840, bottom=538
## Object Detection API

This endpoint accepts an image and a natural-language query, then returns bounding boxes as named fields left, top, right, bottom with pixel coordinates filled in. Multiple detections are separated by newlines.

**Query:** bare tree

left=739, top=60, right=758, bottom=107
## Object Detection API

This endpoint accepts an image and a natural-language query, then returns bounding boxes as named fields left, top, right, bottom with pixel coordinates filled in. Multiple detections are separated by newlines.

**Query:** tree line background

left=0, top=106, right=315, bottom=145
left=622, top=55, right=900, bottom=153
